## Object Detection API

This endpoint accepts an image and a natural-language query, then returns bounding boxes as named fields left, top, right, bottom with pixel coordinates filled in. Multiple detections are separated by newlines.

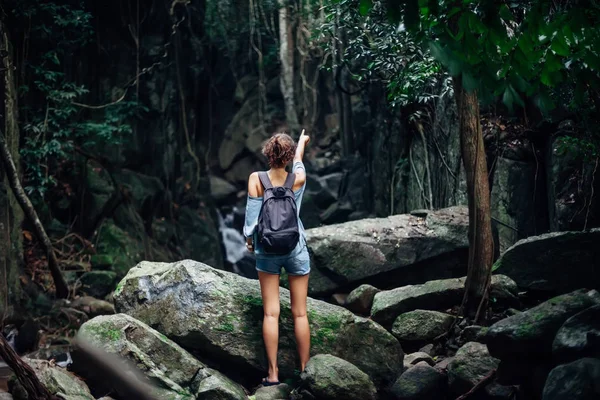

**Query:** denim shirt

left=243, top=161, right=307, bottom=259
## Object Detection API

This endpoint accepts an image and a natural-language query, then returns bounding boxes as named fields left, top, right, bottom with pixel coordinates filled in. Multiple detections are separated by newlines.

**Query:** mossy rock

left=114, top=260, right=403, bottom=387
left=10, top=358, right=94, bottom=400
left=80, top=271, right=118, bottom=298
left=78, top=314, right=246, bottom=400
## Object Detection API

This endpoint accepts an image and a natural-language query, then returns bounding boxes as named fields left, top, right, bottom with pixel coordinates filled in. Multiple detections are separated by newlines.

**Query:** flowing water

left=217, top=208, right=257, bottom=279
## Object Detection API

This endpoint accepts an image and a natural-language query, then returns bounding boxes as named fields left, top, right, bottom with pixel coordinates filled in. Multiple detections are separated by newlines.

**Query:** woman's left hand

left=246, top=237, right=254, bottom=253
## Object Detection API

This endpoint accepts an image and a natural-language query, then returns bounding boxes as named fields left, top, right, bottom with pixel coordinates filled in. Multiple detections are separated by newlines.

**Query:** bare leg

left=289, top=274, right=310, bottom=371
left=258, top=271, right=281, bottom=383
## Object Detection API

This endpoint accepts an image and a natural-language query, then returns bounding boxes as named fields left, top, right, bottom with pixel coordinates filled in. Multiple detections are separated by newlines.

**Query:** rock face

left=10, top=359, right=94, bottom=400
left=114, top=260, right=403, bottom=386
left=493, top=229, right=600, bottom=294
left=486, top=289, right=600, bottom=361
left=390, top=364, right=447, bottom=400
left=391, top=310, right=454, bottom=346
left=372, top=275, right=517, bottom=327
left=345, top=284, right=381, bottom=315
left=553, top=305, right=600, bottom=363
left=300, top=354, right=377, bottom=400
left=542, top=358, right=600, bottom=400
left=305, top=206, right=469, bottom=296
left=491, top=157, right=548, bottom=252
left=77, top=314, right=246, bottom=399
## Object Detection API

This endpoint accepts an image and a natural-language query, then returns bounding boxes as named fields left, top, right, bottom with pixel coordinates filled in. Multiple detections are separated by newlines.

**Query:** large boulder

left=300, top=354, right=377, bottom=400
left=492, top=229, right=600, bottom=294
left=77, top=314, right=246, bottom=399
left=553, top=305, right=600, bottom=363
left=486, top=289, right=600, bottom=361
left=371, top=275, right=517, bottom=327
left=9, top=359, right=94, bottom=400
left=305, top=206, right=469, bottom=296
left=114, top=260, right=403, bottom=387
left=390, top=364, right=447, bottom=400
left=542, top=358, right=600, bottom=400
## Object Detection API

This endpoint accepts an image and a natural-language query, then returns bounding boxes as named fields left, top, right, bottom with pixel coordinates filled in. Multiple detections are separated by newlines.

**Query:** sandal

left=262, top=377, right=280, bottom=386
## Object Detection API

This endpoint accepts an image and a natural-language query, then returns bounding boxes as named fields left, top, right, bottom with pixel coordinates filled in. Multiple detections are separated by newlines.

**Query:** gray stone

left=306, top=206, right=470, bottom=296
left=542, top=358, right=600, bottom=400
left=114, top=260, right=403, bottom=387
left=486, top=289, right=600, bottom=361
left=493, top=229, right=600, bottom=294
left=404, top=352, right=435, bottom=367
left=390, top=364, right=447, bottom=400
left=372, top=275, right=517, bottom=327
left=553, top=305, right=600, bottom=363
left=254, top=383, right=292, bottom=400
left=345, top=284, right=381, bottom=315
left=458, top=325, right=488, bottom=346
left=10, top=359, right=94, bottom=400
left=392, top=310, right=454, bottom=345
left=448, top=342, right=506, bottom=398
left=300, top=354, right=377, bottom=400
left=78, top=314, right=246, bottom=400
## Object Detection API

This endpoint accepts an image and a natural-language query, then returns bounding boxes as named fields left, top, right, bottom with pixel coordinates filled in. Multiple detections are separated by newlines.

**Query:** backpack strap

left=283, top=172, right=296, bottom=189
left=258, top=171, right=273, bottom=190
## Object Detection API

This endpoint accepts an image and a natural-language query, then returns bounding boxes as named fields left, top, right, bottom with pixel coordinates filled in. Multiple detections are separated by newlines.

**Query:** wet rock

left=114, top=260, right=403, bottom=387
left=345, top=284, right=381, bottom=315
left=486, top=289, right=600, bottom=361
left=300, top=354, right=377, bottom=400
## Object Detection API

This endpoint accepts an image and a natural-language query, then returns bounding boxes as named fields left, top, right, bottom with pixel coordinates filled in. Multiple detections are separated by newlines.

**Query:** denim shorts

left=255, top=245, right=311, bottom=276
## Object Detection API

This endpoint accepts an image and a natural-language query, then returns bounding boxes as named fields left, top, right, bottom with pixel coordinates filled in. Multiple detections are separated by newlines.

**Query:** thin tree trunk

left=0, top=334, right=57, bottom=400
left=278, top=0, right=300, bottom=132
left=0, top=132, right=69, bottom=299
left=453, top=78, right=494, bottom=318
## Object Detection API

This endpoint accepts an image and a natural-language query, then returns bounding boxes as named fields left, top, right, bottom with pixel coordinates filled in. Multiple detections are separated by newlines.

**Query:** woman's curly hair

left=262, top=133, right=296, bottom=168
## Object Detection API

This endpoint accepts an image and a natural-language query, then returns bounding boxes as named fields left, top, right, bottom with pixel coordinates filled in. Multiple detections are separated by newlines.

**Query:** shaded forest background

left=0, top=0, right=599, bottom=336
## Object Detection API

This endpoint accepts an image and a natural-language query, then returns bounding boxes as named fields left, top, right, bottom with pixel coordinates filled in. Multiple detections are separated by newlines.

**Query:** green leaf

left=551, top=37, right=570, bottom=57
left=359, top=0, right=373, bottom=16
left=499, top=4, right=513, bottom=22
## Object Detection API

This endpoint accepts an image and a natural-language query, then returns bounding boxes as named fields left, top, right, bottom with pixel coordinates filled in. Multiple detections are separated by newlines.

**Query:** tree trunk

left=333, top=7, right=354, bottom=156
left=453, top=78, right=494, bottom=319
left=278, top=0, right=300, bottom=132
left=0, top=132, right=69, bottom=299
left=0, top=15, right=25, bottom=318
left=0, top=334, right=57, bottom=400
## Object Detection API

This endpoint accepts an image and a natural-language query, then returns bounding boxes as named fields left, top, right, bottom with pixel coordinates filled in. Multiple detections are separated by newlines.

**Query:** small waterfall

left=217, top=207, right=248, bottom=265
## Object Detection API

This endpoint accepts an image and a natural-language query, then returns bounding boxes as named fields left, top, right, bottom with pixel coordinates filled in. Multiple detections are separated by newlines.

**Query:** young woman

left=243, top=130, right=311, bottom=386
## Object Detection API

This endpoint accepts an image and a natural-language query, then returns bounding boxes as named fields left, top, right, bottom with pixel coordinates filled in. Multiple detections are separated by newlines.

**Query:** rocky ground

left=2, top=209, right=600, bottom=400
